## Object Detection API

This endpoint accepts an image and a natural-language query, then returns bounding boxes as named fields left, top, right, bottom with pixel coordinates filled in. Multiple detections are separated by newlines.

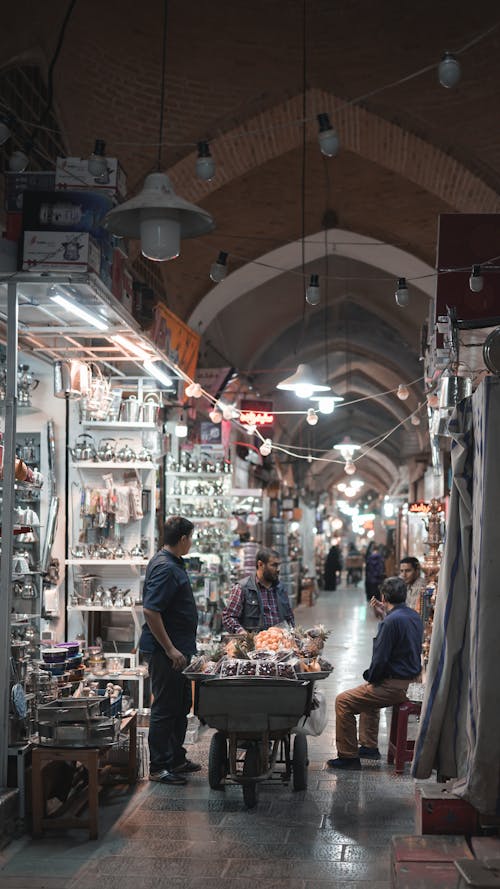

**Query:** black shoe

left=326, top=757, right=362, bottom=771
left=171, top=759, right=202, bottom=773
left=358, top=745, right=381, bottom=759
left=149, top=769, right=188, bottom=785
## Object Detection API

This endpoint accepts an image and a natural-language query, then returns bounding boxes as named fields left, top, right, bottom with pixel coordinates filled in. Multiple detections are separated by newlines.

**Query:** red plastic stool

left=387, top=699, right=422, bottom=773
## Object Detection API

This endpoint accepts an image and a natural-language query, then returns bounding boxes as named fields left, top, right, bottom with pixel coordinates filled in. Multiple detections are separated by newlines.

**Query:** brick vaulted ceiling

left=3, top=0, right=500, bottom=493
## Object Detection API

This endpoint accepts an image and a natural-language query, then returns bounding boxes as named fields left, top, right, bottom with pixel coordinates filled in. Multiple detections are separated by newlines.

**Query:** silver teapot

left=97, top=438, right=116, bottom=462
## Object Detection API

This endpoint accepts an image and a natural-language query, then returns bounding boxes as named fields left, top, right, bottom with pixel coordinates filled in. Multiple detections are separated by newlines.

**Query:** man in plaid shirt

left=222, top=546, right=295, bottom=634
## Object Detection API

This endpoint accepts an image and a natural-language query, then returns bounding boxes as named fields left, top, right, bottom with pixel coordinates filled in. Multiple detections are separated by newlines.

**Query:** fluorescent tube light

left=50, top=293, right=109, bottom=331
left=143, top=360, right=173, bottom=386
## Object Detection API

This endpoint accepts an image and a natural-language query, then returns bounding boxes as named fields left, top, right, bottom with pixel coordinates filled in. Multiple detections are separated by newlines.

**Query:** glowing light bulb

left=411, top=414, right=421, bottom=426
left=259, top=438, right=272, bottom=456
left=397, top=384, right=410, bottom=401
left=344, top=461, right=356, bottom=475
left=295, top=384, right=315, bottom=398
left=209, top=408, right=222, bottom=423
left=306, top=408, right=318, bottom=426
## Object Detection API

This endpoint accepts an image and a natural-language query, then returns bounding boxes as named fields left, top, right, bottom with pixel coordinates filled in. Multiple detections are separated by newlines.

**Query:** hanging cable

left=157, top=0, right=169, bottom=171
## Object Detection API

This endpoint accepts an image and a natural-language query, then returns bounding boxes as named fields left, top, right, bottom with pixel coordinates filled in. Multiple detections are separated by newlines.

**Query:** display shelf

left=68, top=605, right=142, bottom=612
left=190, top=516, right=230, bottom=524
left=66, top=558, right=148, bottom=566
left=82, top=421, right=157, bottom=430
left=166, top=471, right=230, bottom=479
left=72, top=462, right=156, bottom=470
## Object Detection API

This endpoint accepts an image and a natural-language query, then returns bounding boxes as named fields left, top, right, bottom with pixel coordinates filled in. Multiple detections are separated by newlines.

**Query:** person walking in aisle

left=323, top=543, right=343, bottom=591
left=139, top=515, right=201, bottom=785
left=364, top=543, right=385, bottom=602
left=222, top=546, right=295, bottom=633
left=327, top=575, right=423, bottom=770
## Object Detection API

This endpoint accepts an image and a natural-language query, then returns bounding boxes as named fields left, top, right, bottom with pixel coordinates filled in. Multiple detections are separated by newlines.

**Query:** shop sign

left=150, top=304, right=200, bottom=380
left=239, top=399, right=274, bottom=427
left=409, top=501, right=431, bottom=513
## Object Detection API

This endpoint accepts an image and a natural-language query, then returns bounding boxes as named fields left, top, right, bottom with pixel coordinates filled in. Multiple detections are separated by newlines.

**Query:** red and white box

left=416, top=781, right=479, bottom=836
left=22, top=231, right=101, bottom=273
left=55, top=156, right=127, bottom=200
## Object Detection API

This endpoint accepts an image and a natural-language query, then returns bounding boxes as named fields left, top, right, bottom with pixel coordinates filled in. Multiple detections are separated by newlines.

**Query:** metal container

left=142, top=393, right=161, bottom=424
left=439, top=374, right=473, bottom=410
left=120, top=396, right=142, bottom=423
left=54, top=359, right=91, bottom=400
left=483, top=328, right=500, bottom=375
left=74, top=574, right=98, bottom=602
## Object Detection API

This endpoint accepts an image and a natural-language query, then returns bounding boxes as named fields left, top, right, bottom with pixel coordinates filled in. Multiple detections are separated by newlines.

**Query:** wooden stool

left=387, top=699, right=422, bottom=773
left=31, top=711, right=137, bottom=840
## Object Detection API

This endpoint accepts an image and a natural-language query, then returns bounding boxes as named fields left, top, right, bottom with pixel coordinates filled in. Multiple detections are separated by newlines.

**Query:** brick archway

left=170, top=88, right=500, bottom=213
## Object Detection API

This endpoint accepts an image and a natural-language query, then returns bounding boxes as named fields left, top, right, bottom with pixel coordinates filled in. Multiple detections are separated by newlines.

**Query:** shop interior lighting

left=50, top=292, right=109, bottom=331
left=411, top=413, right=421, bottom=426
left=196, top=141, right=215, bottom=181
left=469, top=264, right=484, bottom=292
left=344, top=460, right=356, bottom=474
left=395, top=277, right=409, bottom=306
left=306, top=407, right=319, bottom=425
left=259, top=438, right=273, bottom=456
left=222, top=403, right=240, bottom=421
left=143, top=360, right=173, bottom=387
left=8, top=149, right=28, bottom=172
left=111, top=334, right=151, bottom=362
left=311, top=393, right=344, bottom=414
left=397, top=383, right=410, bottom=400
left=317, top=113, right=339, bottom=157
left=185, top=382, right=202, bottom=398
left=305, top=274, right=320, bottom=306
left=438, top=52, right=461, bottom=88
left=333, top=437, right=360, bottom=461
left=88, top=139, right=108, bottom=178
left=175, top=413, right=188, bottom=438
left=209, top=251, right=228, bottom=283
left=209, top=406, right=223, bottom=423
left=276, top=363, right=330, bottom=398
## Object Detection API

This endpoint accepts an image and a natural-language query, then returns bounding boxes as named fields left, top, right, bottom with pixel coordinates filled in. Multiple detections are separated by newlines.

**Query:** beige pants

left=335, top=678, right=411, bottom=757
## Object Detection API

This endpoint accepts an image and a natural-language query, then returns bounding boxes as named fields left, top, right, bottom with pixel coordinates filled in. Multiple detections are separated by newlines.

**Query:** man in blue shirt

left=327, top=576, right=423, bottom=770
left=140, top=515, right=200, bottom=785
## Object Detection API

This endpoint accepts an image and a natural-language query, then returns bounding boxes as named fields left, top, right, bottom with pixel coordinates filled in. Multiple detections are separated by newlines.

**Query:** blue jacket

left=363, top=603, right=422, bottom=684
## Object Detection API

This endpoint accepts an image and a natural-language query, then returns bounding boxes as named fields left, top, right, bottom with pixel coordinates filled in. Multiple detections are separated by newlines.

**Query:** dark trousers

left=146, top=648, right=192, bottom=774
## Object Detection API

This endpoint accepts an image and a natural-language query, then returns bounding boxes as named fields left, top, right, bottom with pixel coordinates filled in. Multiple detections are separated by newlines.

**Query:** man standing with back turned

left=140, top=515, right=201, bottom=785
left=327, top=576, right=422, bottom=770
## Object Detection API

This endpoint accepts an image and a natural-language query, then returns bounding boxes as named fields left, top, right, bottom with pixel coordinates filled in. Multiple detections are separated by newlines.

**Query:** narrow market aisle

left=0, top=585, right=418, bottom=889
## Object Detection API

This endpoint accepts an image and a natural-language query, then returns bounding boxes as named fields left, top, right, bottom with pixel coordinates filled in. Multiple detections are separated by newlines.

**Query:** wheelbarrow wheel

left=292, top=733, right=308, bottom=791
left=242, top=745, right=260, bottom=808
left=208, top=731, right=227, bottom=789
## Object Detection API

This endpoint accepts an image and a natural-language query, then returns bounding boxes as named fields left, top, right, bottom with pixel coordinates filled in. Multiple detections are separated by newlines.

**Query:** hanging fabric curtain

left=413, top=377, right=500, bottom=815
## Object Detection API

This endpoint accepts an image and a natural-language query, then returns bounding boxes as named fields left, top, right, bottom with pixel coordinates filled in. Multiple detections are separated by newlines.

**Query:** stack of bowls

left=40, top=646, right=68, bottom=676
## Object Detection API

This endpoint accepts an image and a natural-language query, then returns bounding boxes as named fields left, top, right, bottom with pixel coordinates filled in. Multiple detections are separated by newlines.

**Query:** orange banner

left=150, top=304, right=200, bottom=380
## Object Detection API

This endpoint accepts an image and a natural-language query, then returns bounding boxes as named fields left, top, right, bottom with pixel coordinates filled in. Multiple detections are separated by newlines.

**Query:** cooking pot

left=54, top=359, right=91, bottom=400
left=142, top=393, right=161, bottom=424
left=120, top=396, right=142, bottom=423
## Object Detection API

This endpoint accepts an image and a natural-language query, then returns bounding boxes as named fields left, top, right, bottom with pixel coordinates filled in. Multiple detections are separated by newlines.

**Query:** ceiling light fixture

left=259, top=438, right=272, bottom=456
left=88, top=139, right=108, bottom=178
left=111, top=334, right=151, bottom=361
left=8, top=149, right=28, bottom=172
left=276, top=364, right=330, bottom=398
left=196, top=141, right=215, bottom=181
left=175, top=413, right=188, bottom=438
left=209, top=251, right=228, bottom=283
left=311, top=393, right=344, bottom=414
left=209, top=407, right=223, bottom=423
left=397, top=383, right=410, bottom=401
left=344, top=460, right=356, bottom=475
left=438, top=51, right=461, bottom=89
left=306, top=407, right=318, bottom=425
left=185, top=382, right=202, bottom=398
left=143, top=360, right=173, bottom=387
left=469, top=264, right=484, bottom=292
left=222, top=403, right=240, bottom=421
left=317, top=113, right=339, bottom=157
left=103, top=1, right=214, bottom=260
left=305, top=273, right=320, bottom=306
left=50, top=292, right=109, bottom=331
left=395, top=277, right=409, bottom=307
left=411, top=414, right=421, bottom=426
left=334, top=437, right=360, bottom=461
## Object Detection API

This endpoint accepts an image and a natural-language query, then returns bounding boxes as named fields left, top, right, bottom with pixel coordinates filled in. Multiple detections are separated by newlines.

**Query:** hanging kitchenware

left=141, top=392, right=161, bottom=424
left=17, top=364, right=39, bottom=406
left=97, top=438, right=116, bottom=462
left=119, top=395, right=142, bottom=423
left=53, top=359, right=90, bottom=400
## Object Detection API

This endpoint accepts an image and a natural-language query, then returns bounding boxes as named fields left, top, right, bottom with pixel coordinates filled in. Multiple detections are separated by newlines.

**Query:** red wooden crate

left=416, top=782, right=479, bottom=835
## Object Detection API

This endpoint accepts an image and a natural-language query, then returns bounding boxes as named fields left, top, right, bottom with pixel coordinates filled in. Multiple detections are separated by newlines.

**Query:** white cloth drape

left=412, top=377, right=500, bottom=814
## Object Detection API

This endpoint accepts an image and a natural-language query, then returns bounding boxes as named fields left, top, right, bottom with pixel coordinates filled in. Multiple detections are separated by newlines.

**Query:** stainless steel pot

left=54, top=359, right=90, bottom=400
left=74, top=574, right=98, bottom=601
left=120, top=396, right=142, bottom=423
left=142, top=393, right=160, bottom=424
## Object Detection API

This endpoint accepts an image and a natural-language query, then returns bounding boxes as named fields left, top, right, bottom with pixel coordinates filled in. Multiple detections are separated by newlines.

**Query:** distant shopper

left=323, top=544, right=343, bottom=591
left=327, top=576, right=423, bottom=770
left=140, top=515, right=201, bottom=785
left=364, top=544, right=385, bottom=602
left=222, top=546, right=295, bottom=633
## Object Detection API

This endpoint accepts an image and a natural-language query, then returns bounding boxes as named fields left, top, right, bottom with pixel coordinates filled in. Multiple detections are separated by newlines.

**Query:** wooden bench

left=31, top=710, right=137, bottom=840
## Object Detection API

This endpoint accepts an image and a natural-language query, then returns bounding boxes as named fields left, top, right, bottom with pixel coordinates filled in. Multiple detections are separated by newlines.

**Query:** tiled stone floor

left=0, top=585, right=419, bottom=889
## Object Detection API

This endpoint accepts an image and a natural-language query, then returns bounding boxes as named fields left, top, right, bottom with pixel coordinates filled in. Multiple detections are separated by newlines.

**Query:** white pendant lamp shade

left=104, top=173, right=215, bottom=261
left=334, top=437, right=360, bottom=461
left=276, top=363, right=330, bottom=398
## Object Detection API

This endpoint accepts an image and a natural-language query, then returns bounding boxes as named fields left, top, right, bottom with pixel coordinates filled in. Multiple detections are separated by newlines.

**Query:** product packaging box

left=4, top=171, right=56, bottom=211
left=416, top=781, right=479, bottom=835
left=55, top=156, right=127, bottom=200
left=22, top=190, right=114, bottom=240
left=22, top=231, right=101, bottom=273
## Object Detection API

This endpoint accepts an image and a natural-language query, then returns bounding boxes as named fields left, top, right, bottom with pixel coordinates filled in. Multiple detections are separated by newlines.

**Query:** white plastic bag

left=294, top=688, right=328, bottom=736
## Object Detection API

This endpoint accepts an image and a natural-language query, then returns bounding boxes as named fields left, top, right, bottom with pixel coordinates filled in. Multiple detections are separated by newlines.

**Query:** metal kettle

left=70, top=433, right=96, bottom=461
left=97, top=438, right=116, bottom=462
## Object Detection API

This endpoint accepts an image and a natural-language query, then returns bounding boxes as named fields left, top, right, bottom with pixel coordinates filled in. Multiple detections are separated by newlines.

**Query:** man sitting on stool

left=327, top=576, right=422, bottom=770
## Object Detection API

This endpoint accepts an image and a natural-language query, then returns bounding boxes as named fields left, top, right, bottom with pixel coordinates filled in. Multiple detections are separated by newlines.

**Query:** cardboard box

left=22, top=231, right=101, bottom=273
left=55, top=156, right=127, bottom=200
left=22, top=190, right=114, bottom=239
left=4, top=171, right=55, bottom=211
left=416, top=781, right=479, bottom=835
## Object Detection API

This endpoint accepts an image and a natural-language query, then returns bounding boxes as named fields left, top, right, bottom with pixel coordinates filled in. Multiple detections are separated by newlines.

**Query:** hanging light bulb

left=411, top=414, right=421, bottom=426
left=259, top=438, right=272, bottom=457
left=397, top=384, right=410, bottom=401
left=175, top=413, right=188, bottom=438
left=344, top=460, right=356, bottom=475
left=246, top=423, right=257, bottom=435
left=209, top=251, right=228, bottom=283
left=305, top=274, right=320, bottom=306
left=8, top=149, right=28, bottom=172
left=469, top=264, right=484, bottom=292
left=307, top=452, right=313, bottom=464
left=317, top=113, right=340, bottom=157
left=196, top=141, right=215, bottom=181
left=209, top=406, right=223, bottom=423
left=222, top=403, right=239, bottom=421
left=427, top=393, right=439, bottom=409
left=276, top=364, right=330, bottom=398
left=185, top=381, right=202, bottom=398
left=438, top=52, right=461, bottom=89
left=306, top=408, right=318, bottom=426
left=311, top=393, right=344, bottom=414
left=334, top=437, right=360, bottom=461
left=395, top=277, right=409, bottom=307
left=88, top=139, right=108, bottom=178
